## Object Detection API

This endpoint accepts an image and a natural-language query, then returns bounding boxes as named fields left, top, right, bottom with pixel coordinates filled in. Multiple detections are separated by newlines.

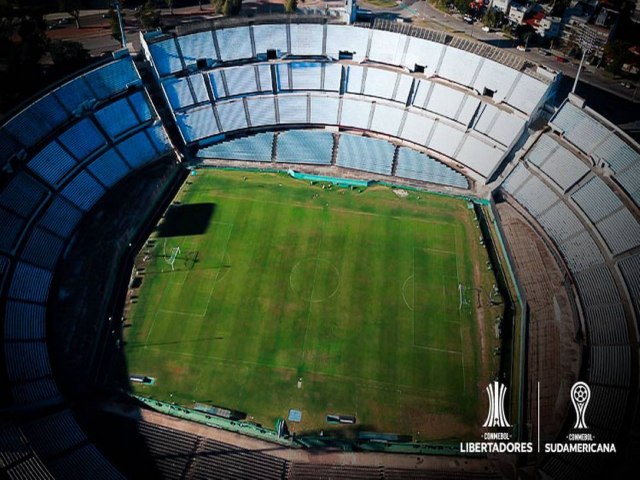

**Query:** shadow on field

left=286, top=424, right=416, bottom=453
left=126, top=336, right=226, bottom=349
left=156, top=203, right=215, bottom=237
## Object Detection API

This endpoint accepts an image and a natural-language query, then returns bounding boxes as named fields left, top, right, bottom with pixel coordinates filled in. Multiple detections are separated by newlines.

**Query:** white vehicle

left=516, top=45, right=527, bottom=52
left=481, top=26, right=491, bottom=32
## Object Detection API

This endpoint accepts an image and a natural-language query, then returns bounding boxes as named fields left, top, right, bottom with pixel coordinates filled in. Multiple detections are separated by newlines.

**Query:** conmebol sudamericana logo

left=483, top=381, right=510, bottom=428
left=571, top=381, right=591, bottom=429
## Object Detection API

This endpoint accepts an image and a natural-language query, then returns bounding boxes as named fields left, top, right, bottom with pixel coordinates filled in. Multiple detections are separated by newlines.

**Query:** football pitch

left=125, top=170, right=499, bottom=440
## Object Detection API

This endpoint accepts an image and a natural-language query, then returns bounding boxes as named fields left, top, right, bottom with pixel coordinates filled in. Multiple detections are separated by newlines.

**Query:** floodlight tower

left=572, top=26, right=597, bottom=94
left=113, top=0, right=126, bottom=49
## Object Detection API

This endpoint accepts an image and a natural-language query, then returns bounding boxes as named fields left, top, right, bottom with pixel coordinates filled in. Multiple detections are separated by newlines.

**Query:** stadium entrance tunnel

left=156, top=203, right=215, bottom=237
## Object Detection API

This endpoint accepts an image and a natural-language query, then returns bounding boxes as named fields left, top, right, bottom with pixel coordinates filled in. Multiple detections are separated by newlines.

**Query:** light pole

left=113, top=0, right=126, bottom=49
left=572, top=48, right=588, bottom=94
left=572, top=25, right=596, bottom=95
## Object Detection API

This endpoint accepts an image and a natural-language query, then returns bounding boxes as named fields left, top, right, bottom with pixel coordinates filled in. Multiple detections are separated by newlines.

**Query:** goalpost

left=166, top=246, right=181, bottom=271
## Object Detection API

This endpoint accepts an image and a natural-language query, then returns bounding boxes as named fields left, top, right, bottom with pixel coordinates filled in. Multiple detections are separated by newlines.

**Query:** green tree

left=284, top=0, right=297, bottom=13
left=108, top=6, right=123, bottom=44
left=604, top=40, right=633, bottom=74
left=521, top=31, right=535, bottom=50
left=222, top=0, right=242, bottom=16
left=0, top=10, right=48, bottom=109
left=210, top=0, right=224, bottom=13
left=482, top=8, right=495, bottom=27
left=49, top=39, right=90, bottom=72
left=550, top=0, right=572, bottom=17
left=136, top=0, right=161, bottom=30
left=58, top=0, right=82, bottom=28
left=482, top=8, right=505, bottom=28
left=431, top=0, right=448, bottom=12
left=453, top=0, right=470, bottom=15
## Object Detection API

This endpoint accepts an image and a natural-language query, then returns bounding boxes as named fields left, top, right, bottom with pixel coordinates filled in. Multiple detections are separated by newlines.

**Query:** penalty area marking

left=411, top=246, right=466, bottom=390
left=402, top=275, right=414, bottom=311
left=145, top=222, right=234, bottom=345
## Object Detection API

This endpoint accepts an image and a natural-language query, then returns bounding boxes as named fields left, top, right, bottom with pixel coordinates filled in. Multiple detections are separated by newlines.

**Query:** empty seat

left=0, top=172, right=49, bottom=218
left=58, top=119, right=106, bottom=161
left=8, top=262, right=53, bottom=303
left=198, top=133, right=274, bottom=162
left=276, top=131, right=333, bottom=165
left=27, top=141, right=78, bottom=187
left=336, top=134, right=394, bottom=176
left=396, top=147, right=468, bottom=188
left=38, top=197, right=84, bottom=239
left=4, top=301, right=47, bottom=341
left=87, top=149, right=131, bottom=188
left=60, top=170, right=106, bottom=212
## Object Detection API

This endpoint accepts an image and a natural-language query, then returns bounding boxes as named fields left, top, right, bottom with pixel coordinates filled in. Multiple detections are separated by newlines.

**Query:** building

left=632, top=0, right=640, bottom=24
left=560, top=3, right=619, bottom=61
left=490, top=0, right=512, bottom=14
left=535, top=15, right=562, bottom=39
left=595, top=6, right=618, bottom=28
left=508, top=2, right=534, bottom=25
left=562, top=17, right=611, bottom=60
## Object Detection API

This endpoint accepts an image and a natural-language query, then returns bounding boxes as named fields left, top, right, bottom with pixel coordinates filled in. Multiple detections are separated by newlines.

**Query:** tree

left=108, top=6, right=122, bottom=44
left=284, top=0, right=297, bottom=13
left=58, top=0, right=82, bottom=28
left=482, top=8, right=495, bottom=27
left=604, top=40, right=633, bottom=74
left=453, top=0, right=470, bottom=15
left=222, top=0, right=242, bottom=16
left=212, top=0, right=242, bottom=16
left=136, top=0, right=161, bottom=30
left=521, top=30, right=535, bottom=50
left=550, top=0, right=572, bottom=17
left=432, top=0, right=448, bottom=11
left=49, top=39, right=90, bottom=72
left=0, top=10, right=49, bottom=109
left=482, top=8, right=504, bottom=29
left=210, top=0, right=224, bottom=13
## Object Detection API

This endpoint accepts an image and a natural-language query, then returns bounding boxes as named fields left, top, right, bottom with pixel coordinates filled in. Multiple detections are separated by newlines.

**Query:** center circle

left=289, top=258, right=340, bottom=302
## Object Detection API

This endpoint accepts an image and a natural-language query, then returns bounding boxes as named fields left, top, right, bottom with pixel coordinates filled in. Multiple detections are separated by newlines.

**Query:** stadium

left=1, top=13, right=639, bottom=480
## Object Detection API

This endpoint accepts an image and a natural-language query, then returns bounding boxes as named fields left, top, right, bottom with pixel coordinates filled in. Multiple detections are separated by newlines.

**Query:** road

left=45, top=2, right=639, bottom=107
left=389, top=0, right=639, bottom=104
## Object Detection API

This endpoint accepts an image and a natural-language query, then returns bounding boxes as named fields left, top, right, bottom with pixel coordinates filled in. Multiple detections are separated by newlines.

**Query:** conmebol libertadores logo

left=570, top=381, right=590, bottom=429
left=460, top=381, right=533, bottom=453
left=483, top=380, right=510, bottom=428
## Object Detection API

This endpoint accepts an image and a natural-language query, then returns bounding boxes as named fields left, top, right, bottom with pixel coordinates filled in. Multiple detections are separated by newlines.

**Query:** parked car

left=47, top=18, right=69, bottom=30
left=516, top=45, right=527, bottom=52
left=481, top=26, right=491, bottom=32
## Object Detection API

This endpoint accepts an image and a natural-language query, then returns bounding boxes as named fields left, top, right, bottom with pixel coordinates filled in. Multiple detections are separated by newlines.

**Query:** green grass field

left=125, top=170, right=500, bottom=440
